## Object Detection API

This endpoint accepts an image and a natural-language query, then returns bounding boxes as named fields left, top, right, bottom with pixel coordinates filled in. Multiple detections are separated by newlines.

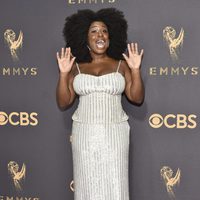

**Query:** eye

left=90, top=29, right=98, bottom=33
left=103, top=29, right=108, bottom=33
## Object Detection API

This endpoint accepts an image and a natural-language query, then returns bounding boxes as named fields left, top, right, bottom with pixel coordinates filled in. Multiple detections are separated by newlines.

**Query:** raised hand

left=122, top=43, right=144, bottom=69
left=56, top=47, right=76, bottom=74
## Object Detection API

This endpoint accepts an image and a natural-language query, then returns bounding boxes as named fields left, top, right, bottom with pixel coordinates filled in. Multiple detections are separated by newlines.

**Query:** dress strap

left=75, top=62, right=81, bottom=74
left=116, top=60, right=122, bottom=72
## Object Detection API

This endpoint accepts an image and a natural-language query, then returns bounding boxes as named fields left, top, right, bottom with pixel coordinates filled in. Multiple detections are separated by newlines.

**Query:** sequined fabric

left=71, top=60, right=130, bottom=200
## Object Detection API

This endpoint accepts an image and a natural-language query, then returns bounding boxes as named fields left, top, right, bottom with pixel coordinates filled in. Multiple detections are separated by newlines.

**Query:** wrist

left=59, top=71, right=70, bottom=77
left=130, top=67, right=140, bottom=73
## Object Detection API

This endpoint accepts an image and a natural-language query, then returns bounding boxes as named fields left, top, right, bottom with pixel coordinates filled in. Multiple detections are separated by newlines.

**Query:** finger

left=64, top=47, right=68, bottom=57
left=61, top=47, right=64, bottom=58
left=122, top=53, right=128, bottom=61
left=135, top=43, right=139, bottom=54
left=66, top=47, right=70, bottom=58
left=131, top=43, right=135, bottom=53
left=70, top=51, right=74, bottom=58
left=70, top=56, right=76, bottom=65
left=127, top=44, right=131, bottom=55
left=56, top=52, right=60, bottom=60
left=67, top=47, right=71, bottom=59
left=140, top=49, right=144, bottom=56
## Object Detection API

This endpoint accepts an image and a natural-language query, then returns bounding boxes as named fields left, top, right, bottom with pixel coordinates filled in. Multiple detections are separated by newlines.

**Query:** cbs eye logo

left=0, top=111, right=38, bottom=126
left=149, top=113, right=197, bottom=129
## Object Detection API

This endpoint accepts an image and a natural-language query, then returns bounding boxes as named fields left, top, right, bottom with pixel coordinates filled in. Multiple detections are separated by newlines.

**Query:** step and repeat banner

left=0, top=0, right=200, bottom=199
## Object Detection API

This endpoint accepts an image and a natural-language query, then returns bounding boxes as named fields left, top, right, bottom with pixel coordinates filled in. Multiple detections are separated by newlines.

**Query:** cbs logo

left=149, top=113, right=197, bottom=129
left=0, top=111, right=38, bottom=126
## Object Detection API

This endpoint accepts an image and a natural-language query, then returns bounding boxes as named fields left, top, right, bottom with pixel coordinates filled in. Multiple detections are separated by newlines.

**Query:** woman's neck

left=90, top=52, right=110, bottom=63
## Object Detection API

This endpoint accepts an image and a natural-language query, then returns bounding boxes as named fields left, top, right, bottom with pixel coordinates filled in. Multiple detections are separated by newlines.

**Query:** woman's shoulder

left=119, top=59, right=130, bottom=73
left=70, top=62, right=79, bottom=77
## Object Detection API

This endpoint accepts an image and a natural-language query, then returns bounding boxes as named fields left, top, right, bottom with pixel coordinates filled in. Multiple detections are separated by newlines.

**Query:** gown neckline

left=74, top=71, right=125, bottom=79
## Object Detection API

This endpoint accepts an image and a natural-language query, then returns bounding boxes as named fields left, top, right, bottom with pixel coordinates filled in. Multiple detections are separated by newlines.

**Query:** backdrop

left=0, top=0, right=200, bottom=199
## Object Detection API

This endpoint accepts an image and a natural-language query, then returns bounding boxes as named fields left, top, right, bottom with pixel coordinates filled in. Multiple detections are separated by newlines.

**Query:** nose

left=97, top=30, right=103, bottom=37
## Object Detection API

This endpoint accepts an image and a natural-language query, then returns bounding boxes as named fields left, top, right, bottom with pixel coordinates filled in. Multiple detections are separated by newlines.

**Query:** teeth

left=96, top=40, right=105, bottom=44
left=96, top=40, right=105, bottom=48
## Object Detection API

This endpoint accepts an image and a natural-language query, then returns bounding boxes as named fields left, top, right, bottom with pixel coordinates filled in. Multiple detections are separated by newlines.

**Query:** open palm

left=122, top=43, right=144, bottom=69
left=56, top=47, right=76, bottom=74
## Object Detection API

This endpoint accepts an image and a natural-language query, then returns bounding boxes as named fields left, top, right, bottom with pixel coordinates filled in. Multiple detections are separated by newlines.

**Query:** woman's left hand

left=122, top=43, right=144, bottom=70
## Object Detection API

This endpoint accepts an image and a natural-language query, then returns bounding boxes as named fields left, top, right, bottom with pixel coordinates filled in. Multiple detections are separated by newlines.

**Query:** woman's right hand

left=56, top=47, right=76, bottom=74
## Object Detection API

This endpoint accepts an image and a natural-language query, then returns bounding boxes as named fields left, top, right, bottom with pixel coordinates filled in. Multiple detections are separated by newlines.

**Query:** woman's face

left=87, top=21, right=109, bottom=54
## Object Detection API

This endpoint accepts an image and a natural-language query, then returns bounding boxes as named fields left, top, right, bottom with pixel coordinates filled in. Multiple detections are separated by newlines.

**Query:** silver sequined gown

left=71, top=60, right=130, bottom=200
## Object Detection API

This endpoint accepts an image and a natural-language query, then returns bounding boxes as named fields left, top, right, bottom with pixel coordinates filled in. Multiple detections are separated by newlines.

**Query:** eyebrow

left=90, top=26, right=107, bottom=28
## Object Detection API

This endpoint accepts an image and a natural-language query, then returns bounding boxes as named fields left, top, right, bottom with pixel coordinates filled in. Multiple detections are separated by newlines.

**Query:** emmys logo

left=149, top=113, right=197, bottom=129
left=70, top=135, right=72, bottom=142
left=0, top=111, right=38, bottom=126
left=149, top=26, right=199, bottom=76
left=160, top=166, right=181, bottom=199
left=8, top=161, right=26, bottom=192
left=70, top=180, right=75, bottom=192
left=149, top=66, right=199, bottom=76
left=0, top=196, right=39, bottom=200
left=0, top=67, right=38, bottom=76
left=2, top=29, right=38, bottom=77
left=163, top=26, right=184, bottom=61
left=67, top=0, right=115, bottom=4
left=4, top=29, right=23, bottom=61
left=0, top=161, right=40, bottom=199
left=69, top=136, right=74, bottom=192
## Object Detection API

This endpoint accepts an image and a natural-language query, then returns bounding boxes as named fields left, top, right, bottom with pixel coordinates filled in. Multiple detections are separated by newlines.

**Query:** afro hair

left=62, top=8, right=128, bottom=63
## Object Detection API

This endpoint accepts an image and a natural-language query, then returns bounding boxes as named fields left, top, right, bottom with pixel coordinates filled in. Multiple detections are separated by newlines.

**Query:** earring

left=87, top=45, right=91, bottom=51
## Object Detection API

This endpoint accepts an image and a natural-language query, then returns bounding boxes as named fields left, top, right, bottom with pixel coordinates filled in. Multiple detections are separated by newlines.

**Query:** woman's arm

left=124, top=66, right=144, bottom=104
left=56, top=71, right=76, bottom=110
left=122, top=43, right=144, bottom=104
left=56, top=47, right=77, bottom=110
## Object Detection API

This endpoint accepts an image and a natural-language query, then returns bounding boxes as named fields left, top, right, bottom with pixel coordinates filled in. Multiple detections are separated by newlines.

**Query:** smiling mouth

left=96, top=39, right=106, bottom=48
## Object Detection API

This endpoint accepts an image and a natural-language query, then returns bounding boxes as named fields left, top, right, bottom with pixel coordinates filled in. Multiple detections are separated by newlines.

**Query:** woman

left=56, top=8, right=144, bottom=200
